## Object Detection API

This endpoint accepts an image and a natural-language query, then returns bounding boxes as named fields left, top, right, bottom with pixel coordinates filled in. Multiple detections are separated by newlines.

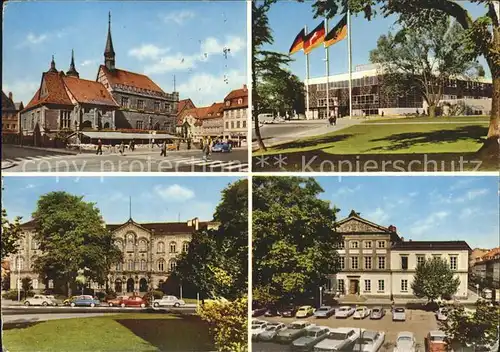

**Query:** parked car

left=370, top=306, right=385, bottom=320
left=435, top=307, right=448, bottom=321
left=70, top=295, right=100, bottom=307
left=258, top=113, right=275, bottom=124
left=281, top=305, right=299, bottom=318
left=63, top=295, right=79, bottom=306
left=251, top=321, right=269, bottom=340
left=292, top=326, right=330, bottom=351
left=120, top=296, right=147, bottom=308
left=258, top=322, right=286, bottom=341
left=313, top=327, right=361, bottom=351
left=152, top=295, right=185, bottom=308
left=426, top=330, right=448, bottom=352
left=353, top=306, right=371, bottom=319
left=314, top=306, right=336, bottom=318
left=393, top=331, right=416, bottom=352
left=296, top=305, right=315, bottom=318
left=264, top=306, right=281, bottom=317
left=276, top=321, right=315, bottom=343
left=335, top=306, right=355, bottom=318
left=342, top=330, right=385, bottom=352
left=24, top=294, right=58, bottom=307
left=392, top=307, right=406, bottom=321
left=211, top=143, right=231, bottom=153
left=107, top=295, right=128, bottom=307
left=252, top=303, right=267, bottom=317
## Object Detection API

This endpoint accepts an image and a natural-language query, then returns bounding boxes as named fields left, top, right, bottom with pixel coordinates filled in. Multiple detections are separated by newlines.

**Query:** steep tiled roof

left=176, top=98, right=195, bottom=115
left=392, top=241, right=471, bottom=251
left=224, top=86, right=248, bottom=109
left=2, top=91, right=17, bottom=111
left=24, top=72, right=74, bottom=111
left=106, top=220, right=210, bottom=234
left=225, top=86, right=248, bottom=100
left=99, top=65, right=164, bottom=93
left=205, top=102, right=224, bottom=119
left=62, top=76, right=118, bottom=107
left=479, top=247, right=500, bottom=261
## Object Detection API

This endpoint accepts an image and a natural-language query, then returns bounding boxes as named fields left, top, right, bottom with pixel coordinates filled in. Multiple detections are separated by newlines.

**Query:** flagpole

left=305, top=25, right=310, bottom=120
left=325, top=18, right=330, bottom=121
left=347, top=8, right=353, bottom=119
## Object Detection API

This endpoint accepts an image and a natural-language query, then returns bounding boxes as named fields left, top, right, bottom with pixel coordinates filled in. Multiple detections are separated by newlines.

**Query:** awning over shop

left=77, top=131, right=180, bottom=140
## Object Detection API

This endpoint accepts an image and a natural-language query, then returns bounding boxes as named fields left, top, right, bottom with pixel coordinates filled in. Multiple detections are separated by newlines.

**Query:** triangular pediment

left=336, top=217, right=388, bottom=234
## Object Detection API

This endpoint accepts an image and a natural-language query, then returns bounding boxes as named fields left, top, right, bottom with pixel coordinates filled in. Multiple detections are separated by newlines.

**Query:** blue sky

left=265, top=1, right=491, bottom=79
left=3, top=1, right=247, bottom=106
left=313, top=176, right=498, bottom=249
left=2, top=176, right=241, bottom=224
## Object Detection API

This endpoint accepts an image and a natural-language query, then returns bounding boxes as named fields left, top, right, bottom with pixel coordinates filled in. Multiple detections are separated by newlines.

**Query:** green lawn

left=257, top=119, right=489, bottom=155
left=364, top=115, right=490, bottom=124
left=3, top=313, right=214, bottom=352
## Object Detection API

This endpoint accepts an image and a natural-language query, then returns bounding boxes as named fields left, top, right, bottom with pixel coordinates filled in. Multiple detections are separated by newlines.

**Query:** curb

left=1, top=161, right=16, bottom=170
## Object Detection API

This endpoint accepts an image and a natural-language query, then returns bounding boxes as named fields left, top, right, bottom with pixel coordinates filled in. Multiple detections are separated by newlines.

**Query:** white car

left=258, top=322, right=286, bottom=341
left=313, top=327, right=361, bottom=351
left=392, top=307, right=406, bottom=321
left=258, top=113, right=274, bottom=124
left=335, top=306, right=355, bottom=318
left=24, top=294, right=58, bottom=306
left=393, top=331, right=416, bottom=352
left=353, top=306, right=371, bottom=319
left=436, top=307, right=448, bottom=321
left=152, top=295, right=185, bottom=308
left=251, top=321, right=268, bottom=340
left=347, top=330, right=385, bottom=352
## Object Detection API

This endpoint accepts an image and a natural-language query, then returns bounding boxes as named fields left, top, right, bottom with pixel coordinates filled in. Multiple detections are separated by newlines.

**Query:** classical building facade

left=9, top=217, right=218, bottom=294
left=223, top=85, right=248, bottom=141
left=177, top=102, right=224, bottom=142
left=327, top=211, right=471, bottom=300
left=305, top=64, right=493, bottom=119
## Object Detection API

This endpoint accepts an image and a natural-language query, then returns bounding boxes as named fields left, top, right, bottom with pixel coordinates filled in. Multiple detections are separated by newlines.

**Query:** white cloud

left=410, top=211, right=450, bottom=236
left=433, top=188, right=489, bottom=205
left=3, top=80, right=40, bottom=105
left=161, top=10, right=196, bottom=25
left=366, top=207, right=390, bottom=225
left=80, top=59, right=97, bottom=67
left=466, top=188, right=488, bottom=200
left=144, top=53, right=199, bottom=74
left=332, top=185, right=361, bottom=197
left=26, top=33, right=47, bottom=45
left=155, top=184, right=195, bottom=202
left=24, top=184, right=36, bottom=190
left=409, top=192, right=418, bottom=197
left=460, top=207, right=479, bottom=218
left=129, top=44, right=170, bottom=61
left=201, top=36, right=245, bottom=58
left=449, top=178, right=475, bottom=191
left=17, top=28, right=71, bottom=49
left=177, top=69, right=246, bottom=105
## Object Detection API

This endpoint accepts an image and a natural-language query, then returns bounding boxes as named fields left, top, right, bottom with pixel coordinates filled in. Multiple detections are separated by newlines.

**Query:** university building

left=305, top=64, right=493, bottom=119
left=223, top=85, right=248, bottom=141
left=9, top=217, right=218, bottom=294
left=20, top=13, right=178, bottom=139
left=326, top=211, right=471, bottom=300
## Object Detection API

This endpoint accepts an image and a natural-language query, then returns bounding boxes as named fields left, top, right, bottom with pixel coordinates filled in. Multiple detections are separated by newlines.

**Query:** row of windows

left=337, top=240, right=386, bottom=249
left=337, top=279, right=386, bottom=293
left=315, top=77, right=379, bottom=91
left=2, top=123, right=18, bottom=130
left=339, top=256, right=386, bottom=270
left=120, top=97, right=172, bottom=113
left=225, top=120, right=246, bottom=130
left=115, top=259, right=176, bottom=272
left=225, top=98, right=244, bottom=107
left=224, top=109, right=246, bottom=119
left=117, top=236, right=189, bottom=254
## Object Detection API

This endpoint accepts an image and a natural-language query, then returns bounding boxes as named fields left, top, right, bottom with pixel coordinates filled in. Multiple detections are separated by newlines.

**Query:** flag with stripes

left=324, top=15, right=347, bottom=48
left=289, top=28, right=305, bottom=55
left=303, top=21, right=325, bottom=54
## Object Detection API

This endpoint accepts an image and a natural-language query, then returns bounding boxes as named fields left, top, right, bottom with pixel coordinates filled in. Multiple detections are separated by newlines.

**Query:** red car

left=120, top=296, right=147, bottom=308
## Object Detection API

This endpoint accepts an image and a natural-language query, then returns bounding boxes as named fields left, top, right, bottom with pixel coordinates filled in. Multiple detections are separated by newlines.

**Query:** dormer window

left=225, top=101, right=230, bottom=107
left=237, top=98, right=243, bottom=104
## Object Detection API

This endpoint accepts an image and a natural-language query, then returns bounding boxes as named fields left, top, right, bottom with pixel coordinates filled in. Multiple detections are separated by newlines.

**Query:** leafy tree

left=21, top=277, right=32, bottom=299
left=308, top=0, right=499, bottom=155
left=370, top=16, right=482, bottom=117
left=31, top=192, right=122, bottom=297
left=197, top=297, right=248, bottom=352
left=1, top=208, right=22, bottom=260
left=253, top=177, right=341, bottom=305
left=411, top=257, right=460, bottom=302
left=439, top=300, right=500, bottom=348
left=175, top=180, right=248, bottom=301
left=257, top=71, right=306, bottom=116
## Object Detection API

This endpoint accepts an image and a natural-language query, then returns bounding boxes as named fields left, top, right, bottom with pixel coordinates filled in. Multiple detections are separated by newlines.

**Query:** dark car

left=281, top=305, right=298, bottom=318
left=264, top=306, right=281, bottom=317
left=252, top=302, right=267, bottom=317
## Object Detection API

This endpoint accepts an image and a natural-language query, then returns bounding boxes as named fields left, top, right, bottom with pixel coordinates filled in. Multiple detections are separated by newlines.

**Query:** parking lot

left=252, top=309, right=439, bottom=351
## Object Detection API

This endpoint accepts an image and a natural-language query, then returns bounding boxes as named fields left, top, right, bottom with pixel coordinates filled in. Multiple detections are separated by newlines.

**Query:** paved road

left=2, top=312, right=112, bottom=324
left=253, top=310, right=438, bottom=352
left=2, top=145, right=248, bottom=172
left=252, top=118, right=362, bottom=150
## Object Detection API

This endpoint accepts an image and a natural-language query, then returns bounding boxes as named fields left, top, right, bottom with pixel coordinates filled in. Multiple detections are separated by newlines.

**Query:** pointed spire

left=48, top=55, right=58, bottom=73
left=66, top=49, right=80, bottom=78
left=104, top=11, right=116, bottom=70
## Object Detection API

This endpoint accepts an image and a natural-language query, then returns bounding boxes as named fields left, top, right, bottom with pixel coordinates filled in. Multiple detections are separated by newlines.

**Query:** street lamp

left=17, top=257, right=21, bottom=302
left=319, top=286, right=323, bottom=307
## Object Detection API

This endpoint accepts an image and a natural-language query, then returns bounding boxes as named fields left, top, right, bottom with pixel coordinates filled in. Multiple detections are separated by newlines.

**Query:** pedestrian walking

left=96, top=139, right=103, bottom=155
left=130, top=139, right=135, bottom=151
left=176, top=139, right=180, bottom=151
left=160, top=140, right=167, bottom=157
left=119, top=141, right=125, bottom=155
left=205, top=138, right=211, bottom=160
left=128, top=140, right=133, bottom=152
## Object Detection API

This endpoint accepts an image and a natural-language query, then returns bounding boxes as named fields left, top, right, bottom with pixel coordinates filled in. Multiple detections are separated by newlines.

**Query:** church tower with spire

left=48, top=55, right=58, bottom=73
left=66, top=49, right=80, bottom=78
left=104, top=12, right=116, bottom=71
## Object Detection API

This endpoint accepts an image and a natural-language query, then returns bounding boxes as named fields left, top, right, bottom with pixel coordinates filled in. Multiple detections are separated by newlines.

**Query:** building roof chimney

left=8, top=92, right=13, bottom=101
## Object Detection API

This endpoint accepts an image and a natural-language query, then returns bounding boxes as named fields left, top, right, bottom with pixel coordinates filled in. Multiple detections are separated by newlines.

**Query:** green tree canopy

left=31, top=191, right=122, bottom=297
left=411, top=256, right=460, bottom=302
left=253, top=177, right=341, bottom=305
left=370, top=16, right=482, bottom=117
left=175, top=180, right=248, bottom=300
left=1, top=208, right=22, bottom=260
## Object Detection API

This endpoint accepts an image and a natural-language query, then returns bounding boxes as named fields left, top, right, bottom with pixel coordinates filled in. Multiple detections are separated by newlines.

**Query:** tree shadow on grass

left=368, top=125, right=487, bottom=152
left=272, top=134, right=354, bottom=151
left=116, top=316, right=215, bottom=352
left=2, top=321, right=43, bottom=330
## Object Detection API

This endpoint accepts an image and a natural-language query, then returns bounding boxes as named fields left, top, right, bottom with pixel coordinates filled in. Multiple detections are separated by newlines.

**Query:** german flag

left=325, top=15, right=347, bottom=48
left=289, top=28, right=305, bottom=55
left=303, top=21, right=325, bottom=54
